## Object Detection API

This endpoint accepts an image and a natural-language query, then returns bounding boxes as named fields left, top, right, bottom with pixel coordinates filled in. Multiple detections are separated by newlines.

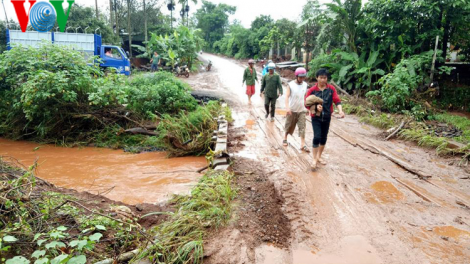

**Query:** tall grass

left=157, top=101, right=231, bottom=157
left=136, top=170, right=237, bottom=264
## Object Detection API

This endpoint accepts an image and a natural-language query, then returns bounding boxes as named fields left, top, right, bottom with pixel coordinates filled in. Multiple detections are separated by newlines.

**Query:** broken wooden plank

left=386, top=121, right=405, bottom=141
left=331, top=127, right=432, bottom=180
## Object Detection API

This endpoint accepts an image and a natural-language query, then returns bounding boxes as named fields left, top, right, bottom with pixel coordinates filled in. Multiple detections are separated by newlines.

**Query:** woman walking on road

left=305, top=68, right=345, bottom=170
left=242, top=59, right=259, bottom=105
left=283, top=67, right=310, bottom=153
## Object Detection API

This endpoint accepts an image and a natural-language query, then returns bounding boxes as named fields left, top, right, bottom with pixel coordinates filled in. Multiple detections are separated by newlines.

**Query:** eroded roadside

left=188, top=53, right=470, bottom=264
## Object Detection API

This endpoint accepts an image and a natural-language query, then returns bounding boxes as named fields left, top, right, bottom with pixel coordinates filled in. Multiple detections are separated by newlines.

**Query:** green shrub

left=308, top=49, right=385, bottom=91
left=366, top=51, right=445, bottom=113
left=0, top=44, right=106, bottom=139
left=126, top=72, right=197, bottom=117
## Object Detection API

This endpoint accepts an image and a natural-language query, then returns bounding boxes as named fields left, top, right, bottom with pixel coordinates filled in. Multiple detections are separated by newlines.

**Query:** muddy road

left=187, top=53, right=470, bottom=264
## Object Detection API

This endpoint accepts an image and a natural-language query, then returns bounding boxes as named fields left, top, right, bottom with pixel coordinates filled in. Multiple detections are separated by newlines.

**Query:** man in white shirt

left=283, top=67, right=310, bottom=152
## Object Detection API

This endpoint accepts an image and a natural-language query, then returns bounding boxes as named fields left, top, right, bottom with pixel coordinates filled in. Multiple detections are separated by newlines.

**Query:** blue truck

left=6, top=29, right=131, bottom=76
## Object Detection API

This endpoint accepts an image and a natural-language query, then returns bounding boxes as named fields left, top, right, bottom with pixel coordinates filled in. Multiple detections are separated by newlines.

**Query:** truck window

left=120, top=48, right=128, bottom=59
left=104, top=47, right=122, bottom=59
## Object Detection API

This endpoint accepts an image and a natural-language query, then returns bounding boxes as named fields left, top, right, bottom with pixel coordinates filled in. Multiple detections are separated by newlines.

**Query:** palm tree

left=178, top=0, right=197, bottom=26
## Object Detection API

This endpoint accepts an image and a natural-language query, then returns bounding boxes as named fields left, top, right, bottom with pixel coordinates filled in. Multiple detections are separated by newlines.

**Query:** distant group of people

left=241, top=59, right=345, bottom=171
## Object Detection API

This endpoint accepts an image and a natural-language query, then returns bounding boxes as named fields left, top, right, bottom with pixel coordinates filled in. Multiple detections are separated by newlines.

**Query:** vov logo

left=11, top=0, right=75, bottom=33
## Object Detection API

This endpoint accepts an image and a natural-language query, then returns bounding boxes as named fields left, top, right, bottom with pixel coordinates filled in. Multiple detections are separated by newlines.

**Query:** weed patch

left=135, top=170, right=236, bottom=264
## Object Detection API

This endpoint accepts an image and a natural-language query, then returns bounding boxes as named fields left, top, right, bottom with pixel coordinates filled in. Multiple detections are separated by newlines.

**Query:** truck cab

left=100, top=45, right=131, bottom=76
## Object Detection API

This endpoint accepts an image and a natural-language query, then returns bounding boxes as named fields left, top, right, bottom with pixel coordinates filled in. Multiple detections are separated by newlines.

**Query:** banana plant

left=323, top=48, right=385, bottom=91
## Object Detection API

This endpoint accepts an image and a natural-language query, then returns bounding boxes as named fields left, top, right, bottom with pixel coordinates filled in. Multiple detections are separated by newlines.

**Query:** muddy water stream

left=0, top=138, right=207, bottom=204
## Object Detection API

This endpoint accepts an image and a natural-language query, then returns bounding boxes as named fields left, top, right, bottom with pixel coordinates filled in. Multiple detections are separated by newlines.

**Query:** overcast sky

left=1, top=0, right=364, bottom=29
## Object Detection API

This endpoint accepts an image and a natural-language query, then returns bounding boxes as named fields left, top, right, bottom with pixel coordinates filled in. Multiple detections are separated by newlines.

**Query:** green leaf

left=89, top=233, right=102, bottom=242
left=95, top=225, right=106, bottom=231
left=355, top=67, right=369, bottom=74
left=69, top=240, right=87, bottom=251
left=339, top=65, right=353, bottom=79
left=67, top=256, right=86, bottom=264
left=49, top=231, right=65, bottom=239
left=56, top=226, right=67, bottom=231
left=34, top=259, right=49, bottom=264
left=32, top=250, right=46, bottom=259
left=37, top=239, right=47, bottom=246
left=6, top=257, right=30, bottom=264
left=372, top=69, right=386, bottom=76
left=367, top=51, right=379, bottom=67
left=45, top=241, right=66, bottom=250
left=51, top=255, right=68, bottom=264
left=3, top=236, right=18, bottom=242
left=34, top=234, right=42, bottom=241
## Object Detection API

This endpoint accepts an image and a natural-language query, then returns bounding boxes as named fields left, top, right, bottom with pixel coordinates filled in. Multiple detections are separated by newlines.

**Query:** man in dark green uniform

left=261, top=62, right=283, bottom=122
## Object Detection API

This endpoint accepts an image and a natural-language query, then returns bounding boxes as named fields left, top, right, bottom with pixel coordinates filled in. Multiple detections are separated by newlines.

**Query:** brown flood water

left=0, top=138, right=207, bottom=205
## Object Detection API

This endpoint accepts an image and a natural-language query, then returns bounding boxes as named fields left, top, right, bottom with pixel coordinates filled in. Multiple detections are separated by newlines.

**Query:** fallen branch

left=386, top=121, right=406, bottom=141
left=331, top=81, right=352, bottom=98
left=197, top=166, right=209, bottom=173
left=64, top=200, right=139, bottom=227
left=94, top=248, right=142, bottom=264
left=125, top=127, right=158, bottom=136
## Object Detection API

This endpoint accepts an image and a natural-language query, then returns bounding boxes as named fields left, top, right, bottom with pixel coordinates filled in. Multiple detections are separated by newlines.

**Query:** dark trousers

left=264, top=96, right=277, bottom=117
left=151, top=64, right=158, bottom=71
left=311, top=116, right=331, bottom=148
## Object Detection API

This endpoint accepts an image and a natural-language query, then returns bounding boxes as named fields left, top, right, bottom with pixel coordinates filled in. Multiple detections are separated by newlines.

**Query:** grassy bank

left=343, top=100, right=470, bottom=160
left=0, top=158, right=236, bottom=264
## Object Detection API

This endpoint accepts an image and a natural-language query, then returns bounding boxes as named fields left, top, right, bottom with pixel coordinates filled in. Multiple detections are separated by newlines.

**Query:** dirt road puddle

left=365, top=181, right=405, bottom=204
left=408, top=226, right=470, bottom=262
left=432, top=226, right=470, bottom=240
left=0, top=138, right=207, bottom=204
left=246, top=119, right=256, bottom=129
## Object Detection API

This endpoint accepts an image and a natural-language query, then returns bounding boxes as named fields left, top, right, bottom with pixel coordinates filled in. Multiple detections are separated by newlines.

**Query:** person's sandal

left=283, top=140, right=288, bottom=146
left=301, top=145, right=310, bottom=153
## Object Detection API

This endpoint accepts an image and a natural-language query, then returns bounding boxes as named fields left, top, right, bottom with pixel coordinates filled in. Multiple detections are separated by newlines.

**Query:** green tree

left=195, top=1, right=236, bottom=51
left=250, top=15, right=274, bottom=31
left=65, top=4, right=120, bottom=44
left=325, top=0, right=362, bottom=53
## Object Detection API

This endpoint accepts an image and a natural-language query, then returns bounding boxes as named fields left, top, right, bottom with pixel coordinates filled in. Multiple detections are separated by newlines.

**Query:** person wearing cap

left=305, top=68, right=345, bottom=171
left=283, top=67, right=310, bottom=152
left=242, top=59, right=259, bottom=105
left=261, top=62, right=283, bottom=122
